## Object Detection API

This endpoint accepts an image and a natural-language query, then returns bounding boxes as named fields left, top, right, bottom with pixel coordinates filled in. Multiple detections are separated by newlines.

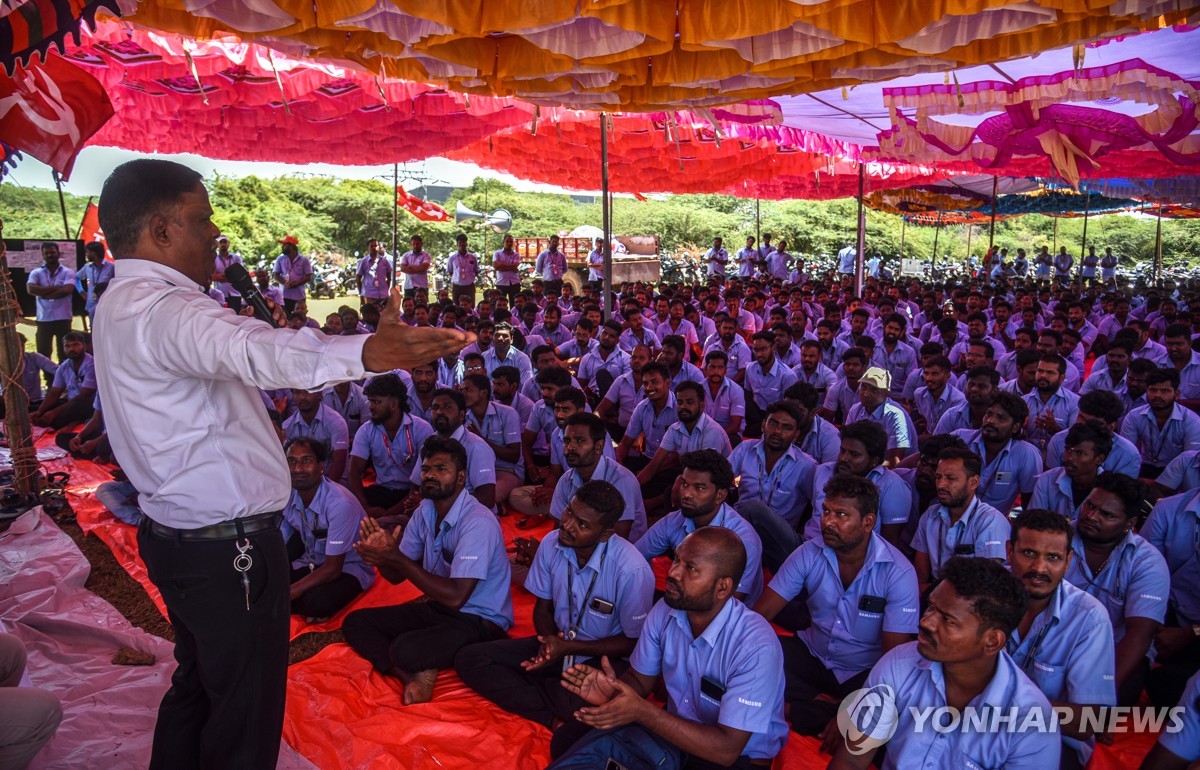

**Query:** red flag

left=633, top=192, right=648, bottom=202
left=78, top=201, right=113, bottom=260
left=396, top=185, right=451, bottom=222
left=0, top=53, right=113, bottom=180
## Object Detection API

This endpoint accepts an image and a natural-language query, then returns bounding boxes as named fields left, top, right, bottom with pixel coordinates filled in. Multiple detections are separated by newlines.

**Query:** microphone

left=224, top=263, right=282, bottom=327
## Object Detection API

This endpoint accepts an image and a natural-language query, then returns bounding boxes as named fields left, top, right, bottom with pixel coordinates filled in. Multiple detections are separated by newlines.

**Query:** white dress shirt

left=94, top=259, right=369, bottom=529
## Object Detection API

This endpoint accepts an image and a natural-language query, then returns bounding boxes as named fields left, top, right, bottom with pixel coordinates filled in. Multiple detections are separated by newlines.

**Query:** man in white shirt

left=26, top=240, right=75, bottom=362
left=92, top=159, right=472, bottom=770
left=400, top=235, right=432, bottom=302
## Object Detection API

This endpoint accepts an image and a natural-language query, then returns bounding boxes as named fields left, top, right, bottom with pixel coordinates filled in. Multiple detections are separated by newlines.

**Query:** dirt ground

left=56, top=515, right=341, bottom=665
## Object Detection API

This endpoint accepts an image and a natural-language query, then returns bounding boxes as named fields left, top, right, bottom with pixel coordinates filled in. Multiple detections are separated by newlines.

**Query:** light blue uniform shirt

left=1158, top=449, right=1200, bottom=493
left=549, top=425, right=616, bottom=468
left=601, top=371, right=646, bottom=427
left=798, top=415, right=841, bottom=465
left=913, top=385, right=966, bottom=432
left=349, top=414, right=433, bottom=490
left=1157, top=670, right=1200, bottom=762
left=483, top=346, right=534, bottom=384
left=1142, top=489, right=1200, bottom=625
left=466, top=402, right=523, bottom=481
left=745, top=358, right=798, bottom=411
left=631, top=599, right=788, bottom=762
left=550, top=456, right=647, bottom=542
left=861, top=643, right=1060, bottom=770
left=27, top=263, right=75, bottom=321
left=1064, top=524, right=1170, bottom=642
left=577, top=346, right=629, bottom=388
left=617, top=327, right=660, bottom=353
left=660, top=413, right=731, bottom=457
left=323, top=382, right=368, bottom=439
left=76, top=260, right=115, bottom=316
left=805, top=463, right=914, bottom=542
left=959, top=430, right=1043, bottom=514
left=911, top=497, right=1010, bottom=580
left=281, top=478, right=375, bottom=590
left=399, top=490, right=513, bottom=630
left=283, top=403, right=350, bottom=465
left=872, top=343, right=917, bottom=396
left=702, top=378, right=746, bottom=430
left=51, top=354, right=97, bottom=401
left=1022, top=387, right=1081, bottom=450
left=1028, top=467, right=1094, bottom=521
left=1005, top=579, right=1116, bottom=766
left=846, top=399, right=918, bottom=456
left=409, top=425, right=496, bottom=498
left=1174, top=351, right=1200, bottom=400
left=1044, top=430, right=1140, bottom=478
left=729, top=440, right=817, bottom=528
left=272, top=253, right=312, bottom=301
left=635, top=504, right=764, bottom=605
left=933, top=402, right=977, bottom=435
left=525, top=531, right=654, bottom=642
left=1120, top=403, right=1200, bottom=469
left=769, top=533, right=919, bottom=682
left=704, top=338, right=752, bottom=374
left=557, top=337, right=599, bottom=361
left=668, top=361, right=706, bottom=390
left=791, top=362, right=837, bottom=396
left=626, top=395, right=678, bottom=457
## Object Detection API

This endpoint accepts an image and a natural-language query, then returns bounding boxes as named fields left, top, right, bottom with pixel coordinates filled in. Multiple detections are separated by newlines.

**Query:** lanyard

left=565, top=541, right=608, bottom=640
left=1019, top=616, right=1055, bottom=674
left=933, top=499, right=976, bottom=577
left=380, top=422, right=414, bottom=467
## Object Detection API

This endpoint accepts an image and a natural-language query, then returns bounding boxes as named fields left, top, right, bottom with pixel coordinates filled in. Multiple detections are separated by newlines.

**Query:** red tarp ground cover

left=61, top=445, right=1155, bottom=769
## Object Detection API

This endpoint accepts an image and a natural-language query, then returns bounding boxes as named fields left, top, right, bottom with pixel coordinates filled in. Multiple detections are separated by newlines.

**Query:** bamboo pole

left=601, top=113, right=613, bottom=322
left=0, top=220, right=39, bottom=497
left=854, top=164, right=865, bottom=298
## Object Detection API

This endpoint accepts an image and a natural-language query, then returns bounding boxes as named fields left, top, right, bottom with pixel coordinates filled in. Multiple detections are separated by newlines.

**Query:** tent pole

left=53, top=171, right=70, bottom=239
left=391, top=163, right=399, bottom=289
left=966, top=224, right=973, bottom=262
left=1078, top=193, right=1090, bottom=284
left=1052, top=217, right=1058, bottom=253
left=855, top=163, right=865, bottom=298
left=932, top=216, right=941, bottom=276
left=899, top=217, right=906, bottom=260
left=988, top=175, right=998, bottom=247
left=755, top=197, right=761, bottom=249
left=0, top=223, right=37, bottom=497
left=1154, top=204, right=1163, bottom=288
left=601, top=113, right=613, bottom=322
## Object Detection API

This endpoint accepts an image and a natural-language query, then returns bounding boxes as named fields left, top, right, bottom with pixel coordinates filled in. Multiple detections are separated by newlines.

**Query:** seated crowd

left=30, top=258, right=1200, bottom=770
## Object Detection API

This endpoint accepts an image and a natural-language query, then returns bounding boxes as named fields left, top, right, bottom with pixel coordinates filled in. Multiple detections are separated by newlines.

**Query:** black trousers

left=404, top=287, right=428, bottom=302
left=136, top=519, right=289, bottom=770
left=35, top=319, right=71, bottom=367
left=363, top=484, right=410, bottom=510
left=781, top=634, right=869, bottom=735
left=497, top=284, right=519, bottom=305
left=455, top=637, right=626, bottom=729
left=40, top=396, right=94, bottom=430
left=451, top=284, right=476, bottom=306
left=288, top=568, right=364, bottom=618
left=544, top=279, right=564, bottom=297
left=342, top=600, right=506, bottom=674
left=53, top=431, right=111, bottom=460
left=283, top=298, right=299, bottom=315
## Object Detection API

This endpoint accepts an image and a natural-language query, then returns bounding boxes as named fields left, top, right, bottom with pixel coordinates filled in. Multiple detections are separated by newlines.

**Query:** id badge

left=994, top=471, right=1013, bottom=484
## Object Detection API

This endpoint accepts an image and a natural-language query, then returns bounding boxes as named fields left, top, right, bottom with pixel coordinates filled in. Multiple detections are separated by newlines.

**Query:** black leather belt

left=147, top=511, right=283, bottom=542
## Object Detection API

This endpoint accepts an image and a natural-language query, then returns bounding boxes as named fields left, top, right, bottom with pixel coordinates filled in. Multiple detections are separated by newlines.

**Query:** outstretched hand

left=362, top=287, right=475, bottom=372
left=355, top=517, right=400, bottom=566
left=570, top=657, right=645, bottom=730
left=560, top=655, right=619, bottom=706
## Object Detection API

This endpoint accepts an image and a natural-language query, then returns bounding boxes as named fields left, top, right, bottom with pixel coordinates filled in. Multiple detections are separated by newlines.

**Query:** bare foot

left=402, top=669, right=438, bottom=705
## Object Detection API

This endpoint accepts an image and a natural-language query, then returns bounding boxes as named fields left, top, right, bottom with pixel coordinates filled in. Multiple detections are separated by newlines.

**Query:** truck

left=515, top=235, right=661, bottom=291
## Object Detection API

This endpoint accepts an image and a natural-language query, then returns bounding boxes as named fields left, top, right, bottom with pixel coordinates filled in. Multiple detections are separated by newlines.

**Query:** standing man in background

left=211, top=235, right=242, bottom=313
left=76, top=241, right=114, bottom=323
left=448, top=233, right=479, bottom=306
left=400, top=235, right=431, bottom=302
left=94, top=158, right=473, bottom=770
left=535, top=235, right=568, bottom=297
left=272, top=235, right=313, bottom=314
left=492, top=234, right=522, bottom=305
left=357, top=239, right=392, bottom=306
left=26, top=240, right=75, bottom=364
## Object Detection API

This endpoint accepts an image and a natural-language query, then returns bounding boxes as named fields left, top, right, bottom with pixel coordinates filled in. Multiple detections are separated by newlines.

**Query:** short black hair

left=432, top=387, right=466, bottom=411
left=938, top=447, right=983, bottom=478
left=1010, top=507, right=1072, bottom=549
left=1147, top=367, right=1181, bottom=389
left=363, top=373, right=408, bottom=407
left=420, top=435, right=468, bottom=473
left=563, top=412, right=607, bottom=443
left=63, top=330, right=87, bottom=345
left=704, top=349, right=728, bottom=366
left=536, top=366, right=572, bottom=389
left=765, top=400, right=803, bottom=426
left=573, top=480, right=624, bottom=529
left=821, top=473, right=879, bottom=519
left=284, top=435, right=328, bottom=464
left=919, top=433, right=967, bottom=462
left=553, top=386, right=587, bottom=410
left=1064, top=422, right=1113, bottom=459
left=462, top=373, right=492, bottom=397
left=679, top=449, right=734, bottom=489
left=98, top=159, right=204, bottom=257
left=641, top=361, right=671, bottom=382
left=1093, top=472, right=1144, bottom=519
left=783, top=382, right=819, bottom=410
left=675, top=380, right=705, bottom=402
left=966, top=366, right=1001, bottom=387
left=940, top=557, right=1028, bottom=637
left=840, top=421, right=887, bottom=465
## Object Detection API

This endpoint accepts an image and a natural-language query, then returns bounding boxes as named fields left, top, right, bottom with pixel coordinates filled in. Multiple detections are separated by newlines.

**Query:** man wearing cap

left=212, top=235, right=243, bottom=313
left=272, top=235, right=313, bottom=314
left=845, top=366, right=917, bottom=468
left=448, top=234, right=479, bottom=306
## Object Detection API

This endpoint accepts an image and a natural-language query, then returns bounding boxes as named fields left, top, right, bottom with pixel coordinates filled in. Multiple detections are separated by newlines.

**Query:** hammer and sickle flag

left=0, top=52, right=113, bottom=179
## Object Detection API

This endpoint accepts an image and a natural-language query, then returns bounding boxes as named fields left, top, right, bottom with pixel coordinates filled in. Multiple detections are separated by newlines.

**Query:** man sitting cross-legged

left=343, top=436, right=512, bottom=705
